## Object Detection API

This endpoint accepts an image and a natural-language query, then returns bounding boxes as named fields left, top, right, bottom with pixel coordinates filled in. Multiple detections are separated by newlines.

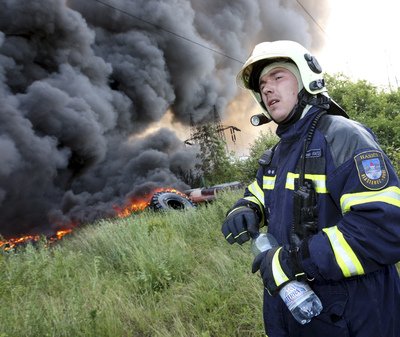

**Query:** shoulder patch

left=354, top=150, right=389, bottom=190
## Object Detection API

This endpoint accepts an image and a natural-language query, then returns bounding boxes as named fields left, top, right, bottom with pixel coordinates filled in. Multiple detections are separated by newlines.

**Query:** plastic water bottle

left=251, top=232, right=323, bottom=325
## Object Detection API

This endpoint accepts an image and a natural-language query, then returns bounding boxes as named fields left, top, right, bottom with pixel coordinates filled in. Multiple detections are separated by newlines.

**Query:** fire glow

left=0, top=229, right=73, bottom=251
left=0, top=188, right=182, bottom=251
left=113, top=187, right=185, bottom=218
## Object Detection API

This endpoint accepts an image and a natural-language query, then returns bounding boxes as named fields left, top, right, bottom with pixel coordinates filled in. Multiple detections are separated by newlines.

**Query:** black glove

left=221, top=206, right=260, bottom=245
left=252, top=245, right=305, bottom=295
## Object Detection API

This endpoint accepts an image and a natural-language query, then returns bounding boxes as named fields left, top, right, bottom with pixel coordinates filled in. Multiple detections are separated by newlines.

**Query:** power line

left=295, top=0, right=327, bottom=36
left=91, top=0, right=244, bottom=64
left=91, top=0, right=331, bottom=65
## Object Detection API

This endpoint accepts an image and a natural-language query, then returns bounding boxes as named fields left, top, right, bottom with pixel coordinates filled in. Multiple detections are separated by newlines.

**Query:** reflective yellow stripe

left=244, top=196, right=263, bottom=209
left=248, top=180, right=265, bottom=207
left=340, top=186, right=400, bottom=214
left=226, top=206, right=247, bottom=217
left=272, top=247, right=289, bottom=286
left=243, top=196, right=265, bottom=224
left=285, top=173, right=296, bottom=190
left=263, top=176, right=276, bottom=190
left=323, top=226, right=365, bottom=277
left=234, top=230, right=247, bottom=240
left=285, top=172, right=328, bottom=193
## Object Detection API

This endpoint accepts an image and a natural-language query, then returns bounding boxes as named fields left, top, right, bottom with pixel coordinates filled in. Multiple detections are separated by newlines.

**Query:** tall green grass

left=0, top=191, right=265, bottom=337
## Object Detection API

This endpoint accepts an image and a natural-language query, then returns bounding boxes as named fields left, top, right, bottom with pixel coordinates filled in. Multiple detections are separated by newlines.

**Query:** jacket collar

left=276, top=106, right=323, bottom=141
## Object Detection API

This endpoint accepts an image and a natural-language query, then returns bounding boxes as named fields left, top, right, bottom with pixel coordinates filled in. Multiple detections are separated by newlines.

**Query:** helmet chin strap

left=272, top=89, right=308, bottom=126
left=273, top=89, right=331, bottom=126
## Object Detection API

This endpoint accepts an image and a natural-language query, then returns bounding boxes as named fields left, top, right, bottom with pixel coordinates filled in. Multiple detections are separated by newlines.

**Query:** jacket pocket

left=288, top=282, right=350, bottom=337
left=312, top=282, right=349, bottom=335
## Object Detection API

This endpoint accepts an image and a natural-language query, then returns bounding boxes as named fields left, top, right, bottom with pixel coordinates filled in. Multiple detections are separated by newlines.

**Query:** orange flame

left=113, top=198, right=149, bottom=218
left=0, top=229, right=73, bottom=251
left=113, top=187, right=182, bottom=218
left=0, top=187, right=184, bottom=251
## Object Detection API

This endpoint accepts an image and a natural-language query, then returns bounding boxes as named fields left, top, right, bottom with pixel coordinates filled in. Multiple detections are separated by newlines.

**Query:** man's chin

left=268, top=112, right=288, bottom=124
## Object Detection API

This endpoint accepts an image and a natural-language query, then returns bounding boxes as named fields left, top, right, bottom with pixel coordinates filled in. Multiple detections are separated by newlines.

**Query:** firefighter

left=221, top=40, right=400, bottom=336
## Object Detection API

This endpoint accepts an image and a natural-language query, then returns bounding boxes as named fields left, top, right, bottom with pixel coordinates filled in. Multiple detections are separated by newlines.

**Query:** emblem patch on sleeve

left=354, top=150, right=388, bottom=190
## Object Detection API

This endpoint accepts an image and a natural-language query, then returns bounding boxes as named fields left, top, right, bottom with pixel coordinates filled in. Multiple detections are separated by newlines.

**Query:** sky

left=320, top=0, right=400, bottom=90
left=224, top=0, right=400, bottom=156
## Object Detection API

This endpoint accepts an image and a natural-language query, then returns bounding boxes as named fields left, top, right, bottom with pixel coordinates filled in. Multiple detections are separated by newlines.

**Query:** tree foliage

left=192, top=124, right=236, bottom=186
left=326, top=73, right=400, bottom=171
left=233, top=131, right=279, bottom=184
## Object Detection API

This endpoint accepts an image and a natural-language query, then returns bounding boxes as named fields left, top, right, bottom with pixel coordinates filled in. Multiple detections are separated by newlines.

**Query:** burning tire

left=149, top=191, right=196, bottom=211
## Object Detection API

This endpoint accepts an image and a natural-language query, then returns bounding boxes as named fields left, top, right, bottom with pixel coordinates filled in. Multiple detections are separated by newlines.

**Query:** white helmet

left=237, top=40, right=325, bottom=92
left=237, top=40, right=347, bottom=122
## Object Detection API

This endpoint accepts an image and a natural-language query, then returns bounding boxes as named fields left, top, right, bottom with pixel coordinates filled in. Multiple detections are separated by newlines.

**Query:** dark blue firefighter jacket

left=234, top=106, right=400, bottom=337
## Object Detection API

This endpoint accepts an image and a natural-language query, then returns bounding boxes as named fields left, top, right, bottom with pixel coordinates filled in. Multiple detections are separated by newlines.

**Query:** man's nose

left=261, top=82, right=273, bottom=94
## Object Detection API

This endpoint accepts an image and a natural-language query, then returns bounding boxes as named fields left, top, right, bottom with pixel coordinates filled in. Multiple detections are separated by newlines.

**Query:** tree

left=233, top=130, right=279, bottom=184
left=191, top=124, right=236, bottom=186
left=326, top=73, right=400, bottom=172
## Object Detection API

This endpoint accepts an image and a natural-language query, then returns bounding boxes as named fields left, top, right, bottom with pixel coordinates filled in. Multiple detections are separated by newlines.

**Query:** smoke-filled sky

left=0, top=0, right=329, bottom=237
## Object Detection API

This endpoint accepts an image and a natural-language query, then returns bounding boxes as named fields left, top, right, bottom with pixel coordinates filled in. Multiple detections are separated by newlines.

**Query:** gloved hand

left=252, top=245, right=305, bottom=295
left=221, top=206, right=260, bottom=245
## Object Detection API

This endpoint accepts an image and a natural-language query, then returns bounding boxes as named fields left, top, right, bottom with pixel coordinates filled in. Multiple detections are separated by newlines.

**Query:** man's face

left=259, top=67, right=299, bottom=123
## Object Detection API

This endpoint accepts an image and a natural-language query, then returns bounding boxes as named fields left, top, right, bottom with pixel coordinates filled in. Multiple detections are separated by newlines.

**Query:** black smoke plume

left=0, top=0, right=328, bottom=236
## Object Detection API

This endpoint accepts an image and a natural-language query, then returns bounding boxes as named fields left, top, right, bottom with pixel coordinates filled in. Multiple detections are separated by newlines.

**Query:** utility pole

left=184, top=106, right=241, bottom=152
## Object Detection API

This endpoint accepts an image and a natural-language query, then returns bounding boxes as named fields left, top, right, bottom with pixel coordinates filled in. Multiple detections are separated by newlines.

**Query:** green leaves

left=326, top=73, right=400, bottom=172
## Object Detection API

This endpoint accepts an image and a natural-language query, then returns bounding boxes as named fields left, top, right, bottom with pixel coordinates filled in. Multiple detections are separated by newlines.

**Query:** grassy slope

left=0, top=191, right=265, bottom=337
left=2, top=190, right=399, bottom=337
